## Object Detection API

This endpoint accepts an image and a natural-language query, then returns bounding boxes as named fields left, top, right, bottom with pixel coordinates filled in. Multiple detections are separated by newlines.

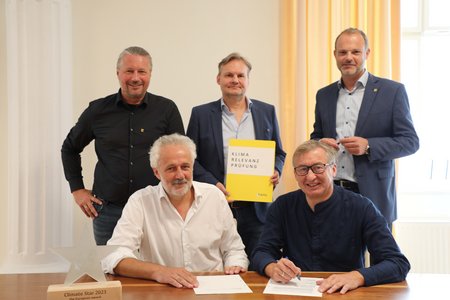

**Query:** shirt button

left=130, top=162, right=134, bottom=166
left=130, top=145, right=134, bottom=149
left=130, top=179, right=133, bottom=183
left=130, top=128, right=134, bottom=132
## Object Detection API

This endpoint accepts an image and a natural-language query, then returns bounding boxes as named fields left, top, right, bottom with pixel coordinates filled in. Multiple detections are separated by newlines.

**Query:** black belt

left=334, top=179, right=359, bottom=192
left=230, top=201, right=253, bottom=208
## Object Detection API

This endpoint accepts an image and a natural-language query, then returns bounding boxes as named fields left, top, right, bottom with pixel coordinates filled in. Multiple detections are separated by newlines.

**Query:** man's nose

left=131, top=71, right=140, bottom=80
left=344, top=51, right=353, bottom=60
left=305, top=168, right=317, bottom=179
left=175, top=167, right=184, bottom=178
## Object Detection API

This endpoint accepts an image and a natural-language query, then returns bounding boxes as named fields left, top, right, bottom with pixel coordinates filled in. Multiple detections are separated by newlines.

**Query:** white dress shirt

left=102, top=181, right=249, bottom=274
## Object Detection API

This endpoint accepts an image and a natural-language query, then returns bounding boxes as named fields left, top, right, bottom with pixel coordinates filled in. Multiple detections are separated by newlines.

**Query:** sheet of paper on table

left=193, top=275, right=253, bottom=295
left=263, top=277, right=323, bottom=297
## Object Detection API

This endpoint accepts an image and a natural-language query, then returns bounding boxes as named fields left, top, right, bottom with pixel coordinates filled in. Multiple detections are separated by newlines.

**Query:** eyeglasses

left=294, top=163, right=334, bottom=176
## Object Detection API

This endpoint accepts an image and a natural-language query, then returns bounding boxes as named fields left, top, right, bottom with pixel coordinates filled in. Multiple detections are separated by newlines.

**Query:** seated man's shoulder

left=340, top=188, right=380, bottom=212
left=128, top=185, right=159, bottom=204
left=273, top=190, right=303, bottom=207
left=193, top=181, right=223, bottom=197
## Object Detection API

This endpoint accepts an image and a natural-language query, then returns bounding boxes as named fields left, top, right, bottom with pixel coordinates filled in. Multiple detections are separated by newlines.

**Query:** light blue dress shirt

left=221, top=98, right=256, bottom=179
left=335, top=70, right=369, bottom=182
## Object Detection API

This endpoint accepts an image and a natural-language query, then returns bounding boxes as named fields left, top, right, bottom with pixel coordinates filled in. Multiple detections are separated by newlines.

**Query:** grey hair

left=335, top=27, right=369, bottom=50
left=218, top=52, right=252, bottom=75
left=292, top=140, right=337, bottom=166
left=116, top=46, right=153, bottom=70
left=149, top=133, right=197, bottom=168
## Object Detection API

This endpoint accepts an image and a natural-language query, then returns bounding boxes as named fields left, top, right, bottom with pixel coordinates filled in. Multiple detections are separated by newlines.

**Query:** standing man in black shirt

left=61, top=46, right=185, bottom=244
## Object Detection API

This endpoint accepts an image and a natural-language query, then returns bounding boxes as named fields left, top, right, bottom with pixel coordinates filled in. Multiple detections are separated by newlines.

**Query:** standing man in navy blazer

left=310, top=28, right=419, bottom=228
left=187, top=53, right=286, bottom=268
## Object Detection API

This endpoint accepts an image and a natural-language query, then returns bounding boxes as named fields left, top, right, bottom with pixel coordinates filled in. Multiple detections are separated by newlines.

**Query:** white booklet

left=193, top=275, right=253, bottom=295
left=263, top=277, right=323, bottom=297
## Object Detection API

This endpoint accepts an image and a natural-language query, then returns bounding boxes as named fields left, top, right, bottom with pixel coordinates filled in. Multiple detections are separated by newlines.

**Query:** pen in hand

left=284, top=256, right=301, bottom=281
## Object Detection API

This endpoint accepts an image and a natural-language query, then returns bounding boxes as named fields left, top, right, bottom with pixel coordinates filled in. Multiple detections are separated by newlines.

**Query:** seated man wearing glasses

left=252, top=140, right=410, bottom=294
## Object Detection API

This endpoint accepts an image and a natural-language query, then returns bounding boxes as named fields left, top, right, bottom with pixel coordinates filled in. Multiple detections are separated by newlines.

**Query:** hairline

left=149, top=134, right=197, bottom=169
left=334, top=27, right=369, bottom=51
left=217, top=52, right=252, bottom=76
left=116, top=46, right=153, bottom=70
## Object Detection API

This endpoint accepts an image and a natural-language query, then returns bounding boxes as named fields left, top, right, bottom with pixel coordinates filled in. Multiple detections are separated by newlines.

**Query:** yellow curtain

left=279, top=0, right=400, bottom=192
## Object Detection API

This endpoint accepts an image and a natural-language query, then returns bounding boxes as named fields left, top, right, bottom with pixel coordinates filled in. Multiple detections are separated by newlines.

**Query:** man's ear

left=331, top=163, right=337, bottom=177
left=153, top=167, right=161, bottom=180
left=365, top=47, right=371, bottom=60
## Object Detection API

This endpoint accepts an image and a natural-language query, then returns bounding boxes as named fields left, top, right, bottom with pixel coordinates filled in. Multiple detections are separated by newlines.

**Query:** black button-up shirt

left=61, top=90, right=185, bottom=207
left=253, top=186, right=410, bottom=286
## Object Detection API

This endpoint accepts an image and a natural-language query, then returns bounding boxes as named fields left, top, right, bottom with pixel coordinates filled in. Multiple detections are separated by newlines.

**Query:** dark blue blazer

left=310, top=74, right=419, bottom=223
left=187, top=99, right=286, bottom=223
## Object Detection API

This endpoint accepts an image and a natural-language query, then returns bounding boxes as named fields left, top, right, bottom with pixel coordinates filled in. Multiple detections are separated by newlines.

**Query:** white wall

left=72, top=0, right=280, bottom=125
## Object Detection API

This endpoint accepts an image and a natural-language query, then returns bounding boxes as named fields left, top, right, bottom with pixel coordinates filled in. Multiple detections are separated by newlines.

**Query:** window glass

left=398, top=0, right=450, bottom=221
left=427, top=0, right=450, bottom=28
left=401, top=0, right=420, bottom=30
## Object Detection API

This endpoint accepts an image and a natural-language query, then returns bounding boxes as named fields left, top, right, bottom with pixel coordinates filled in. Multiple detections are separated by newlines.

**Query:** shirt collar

left=304, top=186, right=339, bottom=213
left=115, top=89, right=149, bottom=108
left=156, top=181, right=202, bottom=207
left=337, top=69, right=369, bottom=91
left=220, top=97, right=253, bottom=114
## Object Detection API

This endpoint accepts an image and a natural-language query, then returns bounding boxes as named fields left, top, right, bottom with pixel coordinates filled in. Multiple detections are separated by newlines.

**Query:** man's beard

left=167, top=179, right=192, bottom=197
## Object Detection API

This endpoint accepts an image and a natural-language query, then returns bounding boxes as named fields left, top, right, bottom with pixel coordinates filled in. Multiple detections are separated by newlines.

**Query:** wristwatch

left=365, top=144, right=371, bottom=156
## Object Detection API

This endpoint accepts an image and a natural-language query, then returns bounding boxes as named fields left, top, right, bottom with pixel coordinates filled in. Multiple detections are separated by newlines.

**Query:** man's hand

left=72, top=189, right=103, bottom=218
left=264, top=258, right=301, bottom=284
left=338, top=136, right=369, bottom=156
left=152, top=266, right=199, bottom=288
left=316, top=271, right=365, bottom=294
left=319, top=138, right=340, bottom=150
left=270, top=170, right=280, bottom=187
left=224, top=266, right=247, bottom=274
left=114, top=259, right=198, bottom=289
left=216, top=182, right=233, bottom=203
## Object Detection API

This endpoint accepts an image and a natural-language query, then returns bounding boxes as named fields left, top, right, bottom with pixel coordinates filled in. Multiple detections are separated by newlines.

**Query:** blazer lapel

left=210, top=100, right=225, bottom=168
left=327, top=84, right=340, bottom=137
left=355, top=74, right=379, bottom=136
left=251, top=102, right=264, bottom=140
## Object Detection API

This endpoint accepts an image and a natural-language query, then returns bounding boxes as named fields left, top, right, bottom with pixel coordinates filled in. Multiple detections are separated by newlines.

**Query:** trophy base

left=47, top=280, right=122, bottom=300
